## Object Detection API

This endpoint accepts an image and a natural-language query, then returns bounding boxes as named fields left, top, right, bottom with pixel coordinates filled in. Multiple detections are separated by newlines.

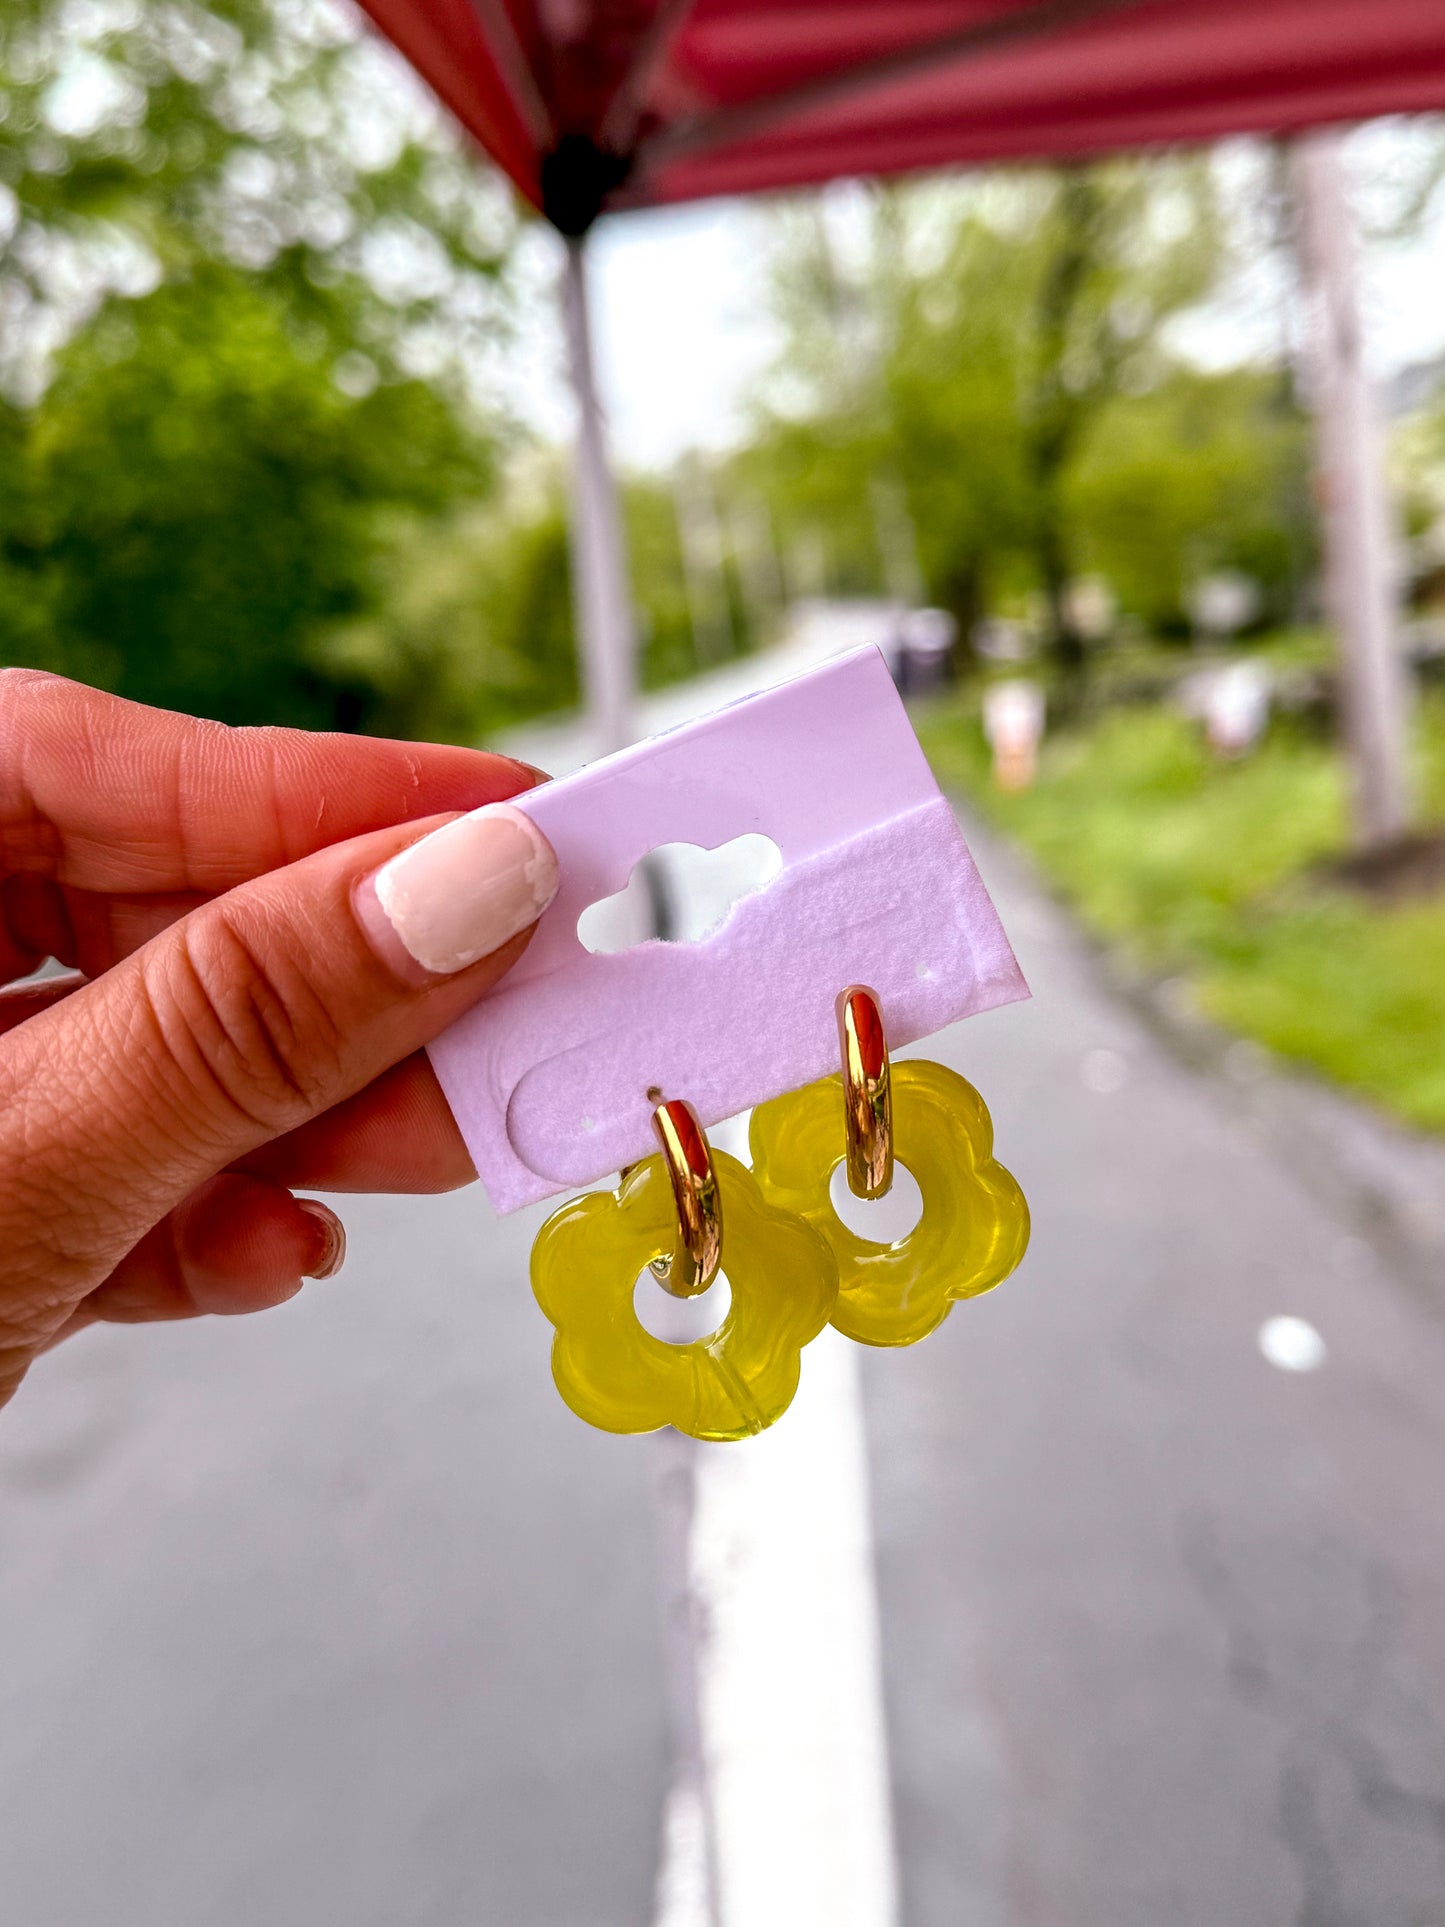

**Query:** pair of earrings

left=530, top=988, right=1030, bottom=1441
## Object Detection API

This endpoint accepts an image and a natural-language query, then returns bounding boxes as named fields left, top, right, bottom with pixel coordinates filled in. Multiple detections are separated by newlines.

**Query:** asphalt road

left=3, top=630, right=1445, bottom=1926
left=0, top=1181, right=671, bottom=1927
left=872, top=818, right=1445, bottom=1927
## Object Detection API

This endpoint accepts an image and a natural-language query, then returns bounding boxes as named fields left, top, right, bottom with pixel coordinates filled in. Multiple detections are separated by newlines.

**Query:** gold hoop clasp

left=649, top=1098, right=724, bottom=1298
left=837, top=986, right=894, bottom=1200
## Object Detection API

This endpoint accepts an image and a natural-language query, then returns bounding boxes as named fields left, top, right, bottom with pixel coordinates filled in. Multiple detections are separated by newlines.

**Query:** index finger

left=0, top=671, right=541, bottom=893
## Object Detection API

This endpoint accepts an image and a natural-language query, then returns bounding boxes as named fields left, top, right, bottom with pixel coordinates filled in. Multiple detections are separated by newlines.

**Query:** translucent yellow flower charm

left=531, top=1148, right=838, bottom=1441
left=749, top=1058, right=1030, bottom=1348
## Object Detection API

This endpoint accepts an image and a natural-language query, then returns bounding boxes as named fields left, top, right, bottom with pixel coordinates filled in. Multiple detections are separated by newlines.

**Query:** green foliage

left=336, top=467, right=752, bottom=745
left=1066, top=367, right=1315, bottom=634
left=730, top=411, right=899, bottom=603
left=738, top=164, right=1315, bottom=656
left=628, top=473, right=756, bottom=679
left=325, top=489, right=577, bottom=744
left=1201, top=897, right=1445, bottom=1131
left=0, top=0, right=513, bottom=401
left=0, top=0, right=530, bottom=735
left=1, top=267, right=492, bottom=730
left=916, top=683, right=1445, bottom=1132
left=625, top=479, right=707, bottom=687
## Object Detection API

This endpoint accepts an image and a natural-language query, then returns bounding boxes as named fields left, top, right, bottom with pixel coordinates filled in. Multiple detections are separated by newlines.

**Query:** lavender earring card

left=428, top=646, right=1028, bottom=1213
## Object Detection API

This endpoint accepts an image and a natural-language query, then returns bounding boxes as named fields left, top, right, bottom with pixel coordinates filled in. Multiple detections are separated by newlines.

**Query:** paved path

left=869, top=815, right=1445, bottom=1927
left=0, top=1188, right=671, bottom=1927
left=3, top=627, right=1445, bottom=1926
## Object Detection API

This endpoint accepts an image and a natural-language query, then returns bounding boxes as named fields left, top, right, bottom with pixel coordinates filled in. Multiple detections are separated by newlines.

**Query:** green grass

left=915, top=684, right=1445, bottom=1134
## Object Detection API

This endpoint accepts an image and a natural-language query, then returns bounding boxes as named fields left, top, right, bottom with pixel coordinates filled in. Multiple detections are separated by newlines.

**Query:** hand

left=0, top=671, right=559, bottom=1411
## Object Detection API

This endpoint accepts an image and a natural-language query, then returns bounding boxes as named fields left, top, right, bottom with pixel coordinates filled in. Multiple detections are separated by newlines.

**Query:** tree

left=0, top=0, right=524, bottom=734
left=1065, top=366, right=1314, bottom=636
left=743, top=159, right=1245, bottom=682
left=338, top=465, right=736, bottom=746
left=0, top=0, right=515, bottom=405
left=2, top=266, right=491, bottom=730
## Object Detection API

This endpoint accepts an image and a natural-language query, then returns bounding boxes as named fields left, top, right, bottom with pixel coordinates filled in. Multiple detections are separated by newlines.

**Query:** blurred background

left=3, top=2, right=1445, bottom=1923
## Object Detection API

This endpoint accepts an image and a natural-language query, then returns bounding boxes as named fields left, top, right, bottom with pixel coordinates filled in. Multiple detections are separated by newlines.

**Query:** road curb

left=1112, top=956, right=1445, bottom=1292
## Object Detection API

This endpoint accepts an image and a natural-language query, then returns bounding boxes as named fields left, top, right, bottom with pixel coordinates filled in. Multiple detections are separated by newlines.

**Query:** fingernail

left=298, top=1200, right=347, bottom=1280
left=367, top=802, right=559, bottom=976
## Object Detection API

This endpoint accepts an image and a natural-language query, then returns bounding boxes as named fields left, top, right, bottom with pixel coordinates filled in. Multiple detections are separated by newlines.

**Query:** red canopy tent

left=355, top=0, right=1445, bottom=225
left=355, top=0, right=1445, bottom=839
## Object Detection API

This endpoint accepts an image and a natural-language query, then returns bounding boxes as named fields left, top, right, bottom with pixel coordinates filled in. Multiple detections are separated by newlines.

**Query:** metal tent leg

left=562, top=232, right=639, bottom=761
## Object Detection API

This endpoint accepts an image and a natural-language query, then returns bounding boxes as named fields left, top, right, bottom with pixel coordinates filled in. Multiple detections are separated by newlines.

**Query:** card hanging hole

left=576, top=835, right=782, bottom=956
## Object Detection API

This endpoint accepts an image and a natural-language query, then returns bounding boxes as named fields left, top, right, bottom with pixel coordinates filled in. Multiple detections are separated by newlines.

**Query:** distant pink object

left=428, top=647, right=1028, bottom=1213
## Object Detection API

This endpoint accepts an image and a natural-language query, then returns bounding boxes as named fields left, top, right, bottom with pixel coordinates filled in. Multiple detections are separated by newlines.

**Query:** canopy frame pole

left=631, top=0, right=1150, bottom=181
left=562, top=232, right=638, bottom=759
left=1290, top=130, right=1411, bottom=853
left=471, top=0, right=553, bottom=148
left=598, top=0, right=700, bottom=152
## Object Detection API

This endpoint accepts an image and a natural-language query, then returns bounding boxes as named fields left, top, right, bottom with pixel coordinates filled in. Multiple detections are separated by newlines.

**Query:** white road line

left=652, top=1328, right=900, bottom=1927
left=690, top=1329, right=899, bottom=1927
left=651, top=1113, right=900, bottom=1927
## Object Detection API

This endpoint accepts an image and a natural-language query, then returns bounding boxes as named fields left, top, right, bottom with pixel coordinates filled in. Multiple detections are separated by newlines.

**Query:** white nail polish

left=371, top=803, right=559, bottom=975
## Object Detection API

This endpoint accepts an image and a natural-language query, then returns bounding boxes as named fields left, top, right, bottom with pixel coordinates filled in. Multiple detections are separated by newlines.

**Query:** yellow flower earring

left=531, top=997, right=1025, bottom=1436
left=531, top=1099, right=838, bottom=1440
left=749, top=988, right=1030, bottom=1347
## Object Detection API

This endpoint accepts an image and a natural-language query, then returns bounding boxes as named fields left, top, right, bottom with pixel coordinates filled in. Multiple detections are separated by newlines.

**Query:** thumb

left=0, top=802, right=556, bottom=1317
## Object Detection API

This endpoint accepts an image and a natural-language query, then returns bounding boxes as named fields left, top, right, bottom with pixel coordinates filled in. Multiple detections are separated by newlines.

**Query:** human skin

left=0, top=670, right=559, bottom=1413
